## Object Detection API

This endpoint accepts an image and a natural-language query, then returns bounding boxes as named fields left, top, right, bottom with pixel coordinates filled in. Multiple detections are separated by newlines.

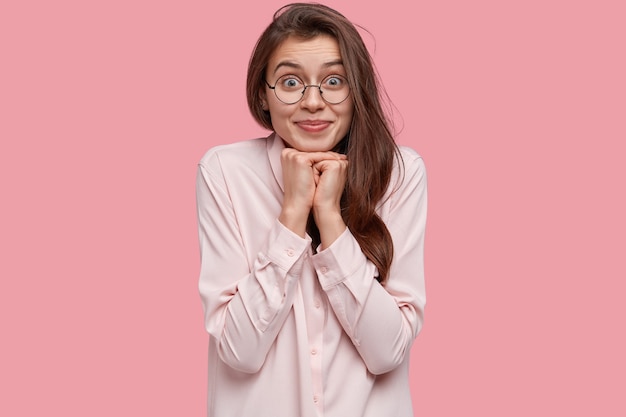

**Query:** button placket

left=301, top=259, right=325, bottom=414
left=310, top=277, right=325, bottom=413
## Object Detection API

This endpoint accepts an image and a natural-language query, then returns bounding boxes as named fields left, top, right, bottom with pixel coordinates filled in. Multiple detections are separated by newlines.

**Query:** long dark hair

left=246, top=3, right=399, bottom=283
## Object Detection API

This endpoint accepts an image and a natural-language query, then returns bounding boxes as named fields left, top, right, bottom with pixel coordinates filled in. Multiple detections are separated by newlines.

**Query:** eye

left=323, top=75, right=346, bottom=89
left=279, top=76, right=303, bottom=89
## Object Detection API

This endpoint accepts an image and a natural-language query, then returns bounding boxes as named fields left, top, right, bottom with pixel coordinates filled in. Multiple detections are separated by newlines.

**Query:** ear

left=260, top=91, right=269, bottom=111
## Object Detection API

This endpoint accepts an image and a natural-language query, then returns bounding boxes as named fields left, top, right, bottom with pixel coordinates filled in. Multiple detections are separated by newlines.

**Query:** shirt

left=196, top=133, right=427, bottom=417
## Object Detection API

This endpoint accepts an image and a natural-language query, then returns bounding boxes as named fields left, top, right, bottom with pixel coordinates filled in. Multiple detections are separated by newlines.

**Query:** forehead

left=267, top=34, right=343, bottom=74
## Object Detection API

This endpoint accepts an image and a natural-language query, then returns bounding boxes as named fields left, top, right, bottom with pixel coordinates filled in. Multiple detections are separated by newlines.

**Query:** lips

left=296, top=120, right=331, bottom=132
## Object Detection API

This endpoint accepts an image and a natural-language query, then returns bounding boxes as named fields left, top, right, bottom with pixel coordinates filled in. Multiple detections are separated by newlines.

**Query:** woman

left=196, top=3, right=427, bottom=416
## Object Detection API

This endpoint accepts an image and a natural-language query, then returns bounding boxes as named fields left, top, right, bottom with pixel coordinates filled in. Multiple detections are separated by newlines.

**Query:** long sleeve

left=310, top=152, right=427, bottom=375
left=198, top=137, right=424, bottom=417
left=196, top=156, right=310, bottom=373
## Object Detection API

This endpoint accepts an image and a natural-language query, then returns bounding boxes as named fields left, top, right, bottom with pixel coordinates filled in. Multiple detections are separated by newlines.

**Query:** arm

left=311, top=154, right=427, bottom=375
left=196, top=158, right=309, bottom=373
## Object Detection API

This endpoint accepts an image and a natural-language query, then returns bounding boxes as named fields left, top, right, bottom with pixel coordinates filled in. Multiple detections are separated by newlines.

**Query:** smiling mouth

left=296, top=120, right=331, bottom=132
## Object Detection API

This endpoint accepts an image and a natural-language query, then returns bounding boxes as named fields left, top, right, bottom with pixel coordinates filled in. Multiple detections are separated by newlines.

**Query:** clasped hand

left=278, top=148, right=348, bottom=247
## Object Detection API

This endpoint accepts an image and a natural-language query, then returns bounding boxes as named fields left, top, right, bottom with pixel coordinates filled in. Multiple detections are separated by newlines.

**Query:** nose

left=300, top=85, right=325, bottom=110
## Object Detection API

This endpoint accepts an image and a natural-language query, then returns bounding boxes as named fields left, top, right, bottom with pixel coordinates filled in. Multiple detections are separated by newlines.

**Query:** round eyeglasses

left=265, top=74, right=350, bottom=105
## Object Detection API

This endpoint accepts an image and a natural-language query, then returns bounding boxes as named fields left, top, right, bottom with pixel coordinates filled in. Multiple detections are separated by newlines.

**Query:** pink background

left=1, top=0, right=624, bottom=415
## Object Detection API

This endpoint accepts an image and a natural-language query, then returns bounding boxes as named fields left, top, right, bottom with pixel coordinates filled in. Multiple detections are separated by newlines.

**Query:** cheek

left=339, top=104, right=355, bottom=125
left=268, top=106, right=289, bottom=125
left=266, top=104, right=293, bottom=134
left=269, top=102, right=294, bottom=124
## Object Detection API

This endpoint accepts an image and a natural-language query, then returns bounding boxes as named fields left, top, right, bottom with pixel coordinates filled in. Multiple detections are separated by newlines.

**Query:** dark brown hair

left=246, top=3, right=399, bottom=283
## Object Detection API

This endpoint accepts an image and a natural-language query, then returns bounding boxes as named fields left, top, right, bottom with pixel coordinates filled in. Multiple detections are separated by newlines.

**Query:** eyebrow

left=272, top=59, right=344, bottom=75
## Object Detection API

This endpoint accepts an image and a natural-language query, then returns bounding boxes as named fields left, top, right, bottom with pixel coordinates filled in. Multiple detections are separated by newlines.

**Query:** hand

left=312, top=157, right=348, bottom=214
left=312, top=157, right=348, bottom=248
left=279, top=149, right=346, bottom=237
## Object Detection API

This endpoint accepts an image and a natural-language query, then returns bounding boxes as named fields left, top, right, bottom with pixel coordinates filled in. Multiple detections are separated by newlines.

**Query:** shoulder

left=379, top=145, right=427, bottom=207
left=377, top=144, right=427, bottom=217
left=394, top=145, right=426, bottom=183
left=199, top=137, right=268, bottom=168
left=198, top=137, right=269, bottom=178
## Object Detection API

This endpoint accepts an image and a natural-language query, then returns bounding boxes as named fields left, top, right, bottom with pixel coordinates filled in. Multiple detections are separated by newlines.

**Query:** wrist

left=314, top=210, right=346, bottom=250
left=312, top=203, right=341, bottom=222
left=279, top=206, right=310, bottom=238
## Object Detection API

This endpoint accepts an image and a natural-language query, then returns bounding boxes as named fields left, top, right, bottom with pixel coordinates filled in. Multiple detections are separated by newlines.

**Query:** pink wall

left=1, top=0, right=624, bottom=415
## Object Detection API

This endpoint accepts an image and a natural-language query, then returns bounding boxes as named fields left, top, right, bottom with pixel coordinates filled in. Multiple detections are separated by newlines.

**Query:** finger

left=287, top=151, right=347, bottom=164
left=313, top=159, right=348, bottom=172
left=322, top=151, right=347, bottom=160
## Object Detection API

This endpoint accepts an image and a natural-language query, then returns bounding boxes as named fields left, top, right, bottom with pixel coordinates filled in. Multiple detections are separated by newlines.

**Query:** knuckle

left=296, top=155, right=311, bottom=164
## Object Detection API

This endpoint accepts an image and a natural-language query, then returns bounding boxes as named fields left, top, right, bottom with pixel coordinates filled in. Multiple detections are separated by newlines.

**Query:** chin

left=291, top=135, right=343, bottom=153
left=296, top=142, right=335, bottom=152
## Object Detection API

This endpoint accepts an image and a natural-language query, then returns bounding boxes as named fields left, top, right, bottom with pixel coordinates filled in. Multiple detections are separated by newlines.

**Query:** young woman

left=196, top=3, right=427, bottom=416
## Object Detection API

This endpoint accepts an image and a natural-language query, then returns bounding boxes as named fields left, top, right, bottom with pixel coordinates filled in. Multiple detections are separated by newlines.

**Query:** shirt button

left=314, top=299, right=321, bottom=308
left=311, top=348, right=317, bottom=355
left=320, top=266, right=328, bottom=274
left=286, top=249, right=294, bottom=257
left=313, top=395, right=319, bottom=403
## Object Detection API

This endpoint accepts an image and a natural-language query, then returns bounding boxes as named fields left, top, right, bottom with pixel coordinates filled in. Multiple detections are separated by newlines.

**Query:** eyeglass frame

left=264, top=74, right=351, bottom=105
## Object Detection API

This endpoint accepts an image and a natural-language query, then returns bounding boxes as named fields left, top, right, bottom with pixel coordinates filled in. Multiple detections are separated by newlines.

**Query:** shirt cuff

left=311, top=228, right=369, bottom=289
left=264, top=219, right=311, bottom=273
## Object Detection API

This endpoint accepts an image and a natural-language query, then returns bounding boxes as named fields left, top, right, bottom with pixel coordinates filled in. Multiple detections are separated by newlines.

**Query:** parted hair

left=246, top=3, right=399, bottom=283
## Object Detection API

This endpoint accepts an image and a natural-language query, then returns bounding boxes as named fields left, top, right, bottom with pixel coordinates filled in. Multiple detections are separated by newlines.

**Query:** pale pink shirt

left=196, top=133, right=427, bottom=417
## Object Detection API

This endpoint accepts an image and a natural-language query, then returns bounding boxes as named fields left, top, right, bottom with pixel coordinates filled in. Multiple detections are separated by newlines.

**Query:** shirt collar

left=267, top=132, right=286, bottom=192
